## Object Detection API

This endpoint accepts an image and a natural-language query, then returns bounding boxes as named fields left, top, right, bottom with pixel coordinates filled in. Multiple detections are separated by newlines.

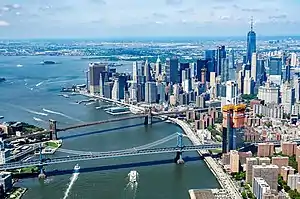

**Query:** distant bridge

left=1, top=132, right=221, bottom=171
left=4, top=102, right=221, bottom=142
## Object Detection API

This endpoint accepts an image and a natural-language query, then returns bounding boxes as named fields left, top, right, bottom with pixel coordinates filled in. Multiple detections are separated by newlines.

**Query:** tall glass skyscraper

left=246, top=17, right=256, bottom=64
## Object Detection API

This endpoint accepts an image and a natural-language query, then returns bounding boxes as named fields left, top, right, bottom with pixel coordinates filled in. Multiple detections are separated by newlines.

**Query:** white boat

left=74, top=164, right=80, bottom=173
left=62, top=94, right=70, bottom=98
left=16, top=64, right=23, bottom=67
left=128, top=170, right=138, bottom=183
left=0, top=116, right=4, bottom=119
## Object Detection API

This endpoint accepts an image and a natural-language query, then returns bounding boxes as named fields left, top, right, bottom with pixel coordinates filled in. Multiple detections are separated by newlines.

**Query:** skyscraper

left=132, top=61, right=139, bottom=83
left=251, top=53, right=257, bottom=82
left=170, top=57, right=179, bottom=84
left=246, top=17, right=256, bottom=64
left=144, top=60, right=151, bottom=82
left=88, top=63, right=107, bottom=94
left=145, top=82, right=157, bottom=103
left=217, top=45, right=226, bottom=76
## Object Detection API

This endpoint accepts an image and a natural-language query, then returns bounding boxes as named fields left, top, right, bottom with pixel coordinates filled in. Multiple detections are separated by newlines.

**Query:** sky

left=0, top=0, right=299, bottom=39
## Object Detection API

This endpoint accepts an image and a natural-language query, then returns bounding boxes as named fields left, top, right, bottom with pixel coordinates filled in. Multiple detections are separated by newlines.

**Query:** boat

left=128, top=170, right=138, bottom=183
left=105, top=107, right=130, bottom=115
left=0, top=116, right=4, bottom=119
left=41, top=61, right=56, bottom=65
left=74, top=164, right=80, bottom=173
left=62, top=94, right=70, bottom=98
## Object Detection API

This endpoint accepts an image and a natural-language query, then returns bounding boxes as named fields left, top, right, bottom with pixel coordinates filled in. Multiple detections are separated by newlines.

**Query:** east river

left=0, top=56, right=220, bottom=199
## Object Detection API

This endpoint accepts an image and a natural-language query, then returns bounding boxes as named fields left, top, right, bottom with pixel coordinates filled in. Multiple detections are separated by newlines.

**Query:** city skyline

left=0, top=0, right=300, bottom=39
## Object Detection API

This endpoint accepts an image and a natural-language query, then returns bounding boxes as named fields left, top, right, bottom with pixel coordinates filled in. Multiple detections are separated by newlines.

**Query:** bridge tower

left=38, top=143, right=46, bottom=179
left=49, top=119, right=57, bottom=140
left=144, top=108, right=152, bottom=125
left=174, top=132, right=185, bottom=164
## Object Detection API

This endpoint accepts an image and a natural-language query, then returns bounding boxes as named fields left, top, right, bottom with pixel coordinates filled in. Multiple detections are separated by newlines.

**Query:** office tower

left=285, top=64, right=291, bottom=82
left=268, top=57, right=282, bottom=75
left=155, top=56, right=162, bottom=78
left=179, top=63, right=189, bottom=83
left=196, top=59, right=207, bottom=81
left=228, top=48, right=235, bottom=69
left=252, top=164, right=278, bottom=190
left=258, top=80, right=280, bottom=104
left=257, top=143, right=274, bottom=157
left=243, top=70, right=253, bottom=94
left=111, top=79, right=120, bottom=100
left=88, top=63, right=107, bottom=94
left=225, top=81, right=238, bottom=105
left=253, top=177, right=271, bottom=199
left=281, top=141, right=296, bottom=156
left=291, top=53, right=297, bottom=67
left=201, top=68, right=207, bottom=84
left=236, top=69, right=244, bottom=94
left=145, top=82, right=157, bottom=103
left=246, top=17, right=256, bottom=64
left=257, top=59, right=267, bottom=83
left=230, top=150, right=239, bottom=173
left=221, top=58, right=229, bottom=82
left=251, top=53, right=258, bottom=82
left=216, top=45, right=226, bottom=76
left=132, top=61, right=139, bottom=83
left=281, top=82, right=295, bottom=114
left=190, top=63, right=196, bottom=79
left=170, top=57, right=179, bottom=83
left=99, top=72, right=108, bottom=96
left=288, top=173, right=300, bottom=190
left=164, top=58, right=170, bottom=82
left=144, top=60, right=151, bottom=82
left=156, top=82, right=165, bottom=104
left=294, top=77, right=300, bottom=103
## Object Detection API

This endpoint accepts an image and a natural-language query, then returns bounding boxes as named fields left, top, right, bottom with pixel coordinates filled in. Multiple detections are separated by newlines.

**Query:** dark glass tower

left=246, top=17, right=256, bottom=64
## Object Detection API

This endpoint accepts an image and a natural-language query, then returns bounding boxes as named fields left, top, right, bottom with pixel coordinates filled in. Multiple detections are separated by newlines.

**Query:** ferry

left=74, top=164, right=80, bottom=173
left=105, top=107, right=130, bottom=115
left=128, top=170, right=138, bottom=183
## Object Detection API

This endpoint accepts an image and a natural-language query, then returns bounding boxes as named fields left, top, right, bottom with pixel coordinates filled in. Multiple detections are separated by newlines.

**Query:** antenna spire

left=250, top=16, right=253, bottom=31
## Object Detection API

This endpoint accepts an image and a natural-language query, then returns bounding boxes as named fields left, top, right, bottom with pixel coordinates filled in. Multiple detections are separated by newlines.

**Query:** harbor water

left=0, top=56, right=220, bottom=199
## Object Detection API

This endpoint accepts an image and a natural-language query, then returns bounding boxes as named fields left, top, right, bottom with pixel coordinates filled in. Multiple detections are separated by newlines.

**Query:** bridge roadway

left=0, top=144, right=221, bottom=170
left=245, top=139, right=300, bottom=146
left=58, top=114, right=145, bottom=131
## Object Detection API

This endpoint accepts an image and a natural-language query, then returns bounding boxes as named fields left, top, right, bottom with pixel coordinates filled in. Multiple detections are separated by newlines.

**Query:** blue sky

left=0, top=0, right=299, bottom=39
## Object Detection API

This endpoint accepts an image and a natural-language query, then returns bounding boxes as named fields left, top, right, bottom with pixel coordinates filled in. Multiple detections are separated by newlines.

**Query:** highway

left=0, top=144, right=221, bottom=170
left=169, top=117, right=242, bottom=199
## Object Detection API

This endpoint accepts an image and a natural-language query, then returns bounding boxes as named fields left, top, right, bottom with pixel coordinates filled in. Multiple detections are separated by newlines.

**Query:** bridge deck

left=0, top=144, right=221, bottom=170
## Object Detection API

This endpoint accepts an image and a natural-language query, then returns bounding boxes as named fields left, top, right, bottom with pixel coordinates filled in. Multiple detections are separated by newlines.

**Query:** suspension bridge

left=2, top=132, right=221, bottom=171
left=4, top=106, right=221, bottom=142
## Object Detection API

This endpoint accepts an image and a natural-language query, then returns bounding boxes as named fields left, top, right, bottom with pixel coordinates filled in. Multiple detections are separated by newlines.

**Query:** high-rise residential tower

left=246, top=17, right=256, bottom=64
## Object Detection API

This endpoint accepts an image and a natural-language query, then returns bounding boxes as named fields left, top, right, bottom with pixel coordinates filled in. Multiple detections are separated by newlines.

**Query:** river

left=0, top=56, right=220, bottom=199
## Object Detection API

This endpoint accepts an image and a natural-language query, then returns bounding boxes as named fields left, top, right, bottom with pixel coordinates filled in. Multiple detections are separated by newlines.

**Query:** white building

left=291, top=53, right=297, bottom=67
left=132, top=61, right=139, bottom=83
left=226, top=81, right=238, bottom=105
left=288, top=173, right=300, bottom=190
left=258, top=80, right=280, bottom=104
left=243, top=70, right=253, bottom=94
left=253, top=177, right=271, bottom=199
left=281, top=82, right=295, bottom=114
left=111, top=79, right=119, bottom=100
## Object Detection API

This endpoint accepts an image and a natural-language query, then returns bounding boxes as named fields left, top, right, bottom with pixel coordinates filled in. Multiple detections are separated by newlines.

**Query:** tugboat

left=74, top=164, right=80, bottom=173
left=128, top=170, right=138, bottom=183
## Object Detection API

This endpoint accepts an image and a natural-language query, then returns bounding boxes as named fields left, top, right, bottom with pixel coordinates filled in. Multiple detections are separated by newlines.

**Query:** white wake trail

left=62, top=173, right=79, bottom=199
left=42, top=108, right=84, bottom=123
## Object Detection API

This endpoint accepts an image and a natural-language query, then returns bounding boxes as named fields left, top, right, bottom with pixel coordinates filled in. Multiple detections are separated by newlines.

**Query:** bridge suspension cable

left=57, top=133, right=179, bottom=155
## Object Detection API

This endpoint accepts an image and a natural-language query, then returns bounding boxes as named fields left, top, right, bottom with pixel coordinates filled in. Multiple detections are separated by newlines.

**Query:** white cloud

left=0, top=20, right=9, bottom=26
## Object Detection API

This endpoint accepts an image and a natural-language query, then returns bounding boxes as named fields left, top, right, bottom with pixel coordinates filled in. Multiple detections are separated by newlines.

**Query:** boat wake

left=42, top=108, right=84, bottom=123
left=24, top=108, right=48, bottom=116
left=36, top=81, right=44, bottom=87
left=62, top=172, right=79, bottom=199
left=33, top=117, right=47, bottom=123
left=124, top=182, right=138, bottom=199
